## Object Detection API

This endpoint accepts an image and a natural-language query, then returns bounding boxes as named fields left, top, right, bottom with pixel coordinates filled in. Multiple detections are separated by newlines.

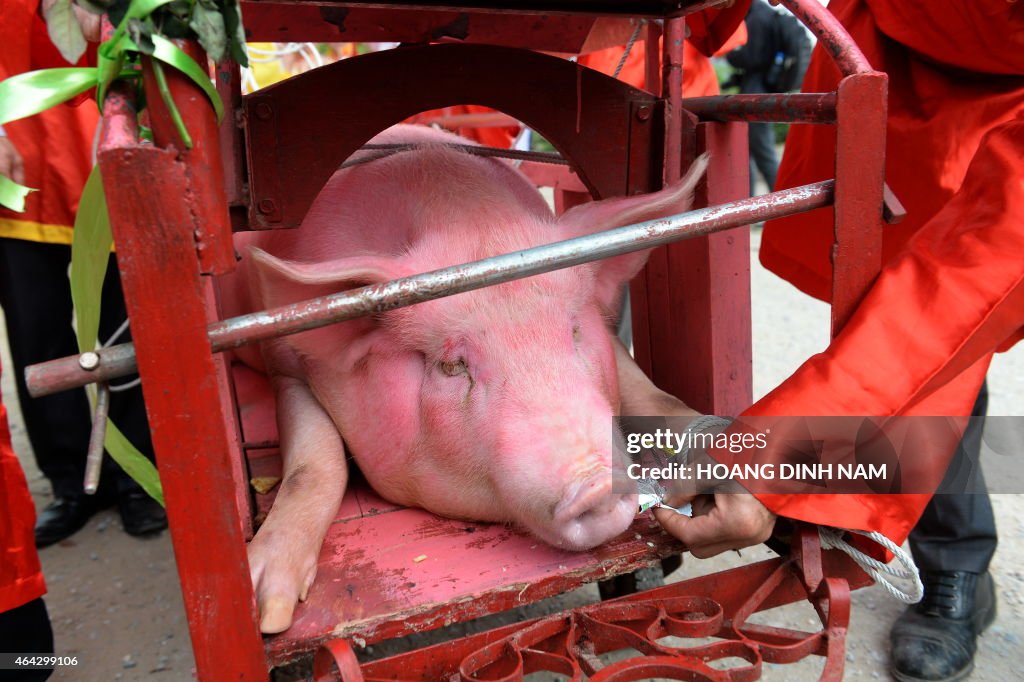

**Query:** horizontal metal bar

left=26, top=180, right=834, bottom=397
left=683, top=93, right=837, bottom=124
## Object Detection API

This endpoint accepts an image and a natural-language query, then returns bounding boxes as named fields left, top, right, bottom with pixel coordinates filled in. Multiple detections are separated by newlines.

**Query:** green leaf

left=0, top=175, right=37, bottom=213
left=190, top=0, right=227, bottom=63
left=109, top=0, right=177, bottom=45
left=0, top=67, right=97, bottom=125
left=43, top=0, right=88, bottom=65
left=221, top=0, right=249, bottom=67
left=70, top=166, right=112, bottom=354
left=70, top=166, right=164, bottom=506
left=76, top=0, right=115, bottom=16
left=126, top=18, right=156, bottom=56
left=105, top=419, right=165, bottom=506
left=150, top=34, right=224, bottom=121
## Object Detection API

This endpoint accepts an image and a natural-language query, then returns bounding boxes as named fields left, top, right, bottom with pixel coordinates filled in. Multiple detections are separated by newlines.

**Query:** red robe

left=0, top=0, right=98, bottom=245
left=0, top=359, right=45, bottom=613
left=578, top=17, right=748, bottom=97
left=752, top=0, right=1024, bottom=548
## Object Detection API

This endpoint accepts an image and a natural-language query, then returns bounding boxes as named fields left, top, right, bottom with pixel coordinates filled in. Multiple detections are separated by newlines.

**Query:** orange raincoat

left=753, top=0, right=1024, bottom=547
left=0, top=360, right=45, bottom=613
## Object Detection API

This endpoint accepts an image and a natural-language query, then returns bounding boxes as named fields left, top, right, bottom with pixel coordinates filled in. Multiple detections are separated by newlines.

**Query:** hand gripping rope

left=638, top=416, right=923, bottom=604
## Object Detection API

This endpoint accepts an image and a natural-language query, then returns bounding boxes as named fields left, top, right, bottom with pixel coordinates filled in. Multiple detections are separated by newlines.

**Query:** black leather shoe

left=890, top=570, right=996, bottom=682
left=118, top=490, right=168, bottom=537
left=34, top=496, right=103, bottom=548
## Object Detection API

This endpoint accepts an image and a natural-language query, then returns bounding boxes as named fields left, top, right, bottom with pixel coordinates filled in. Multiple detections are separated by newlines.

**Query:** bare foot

left=612, top=339, right=700, bottom=418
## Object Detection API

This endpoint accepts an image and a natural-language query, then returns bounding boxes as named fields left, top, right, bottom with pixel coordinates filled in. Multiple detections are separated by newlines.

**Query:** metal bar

left=661, top=16, right=685, bottom=184
left=683, top=93, right=837, bottom=124
left=82, top=383, right=110, bottom=495
left=26, top=181, right=834, bottom=398
left=780, top=0, right=872, bottom=76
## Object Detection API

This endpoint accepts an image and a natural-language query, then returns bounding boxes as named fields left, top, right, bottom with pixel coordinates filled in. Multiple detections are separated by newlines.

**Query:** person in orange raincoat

left=578, top=16, right=747, bottom=98
left=0, top=358, right=54, bottom=680
left=620, top=2, right=1022, bottom=681
left=0, top=0, right=166, bottom=548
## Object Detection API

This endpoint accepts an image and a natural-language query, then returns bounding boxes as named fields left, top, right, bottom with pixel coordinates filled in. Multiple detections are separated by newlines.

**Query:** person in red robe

left=0, top=359, right=54, bottom=680
left=0, top=0, right=167, bottom=547
left=616, top=2, right=1022, bottom=680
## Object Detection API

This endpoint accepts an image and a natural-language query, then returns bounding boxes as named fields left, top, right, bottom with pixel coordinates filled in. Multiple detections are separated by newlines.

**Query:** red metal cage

left=25, top=1, right=896, bottom=679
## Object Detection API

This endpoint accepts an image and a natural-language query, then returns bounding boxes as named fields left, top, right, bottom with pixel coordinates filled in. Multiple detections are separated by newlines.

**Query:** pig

left=227, top=124, right=707, bottom=633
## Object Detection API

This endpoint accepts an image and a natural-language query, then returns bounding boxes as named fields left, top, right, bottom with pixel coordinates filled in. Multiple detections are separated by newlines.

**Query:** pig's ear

left=247, top=247, right=406, bottom=311
left=557, top=154, right=709, bottom=313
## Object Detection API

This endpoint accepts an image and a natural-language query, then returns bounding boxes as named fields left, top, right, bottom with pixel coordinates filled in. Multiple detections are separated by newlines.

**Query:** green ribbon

left=0, top=0, right=225, bottom=211
left=0, top=67, right=98, bottom=123
left=0, top=175, right=35, bottom=213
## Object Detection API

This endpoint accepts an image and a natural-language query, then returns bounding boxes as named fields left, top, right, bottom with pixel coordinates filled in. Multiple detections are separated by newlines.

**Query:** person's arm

left=0, top=128, right=25, bottom=185
left=623, top=114, right=1024, bottom=557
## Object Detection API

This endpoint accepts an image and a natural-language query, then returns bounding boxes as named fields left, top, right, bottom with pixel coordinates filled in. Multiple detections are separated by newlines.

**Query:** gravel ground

left=3, top=226, right=1020, bottom=680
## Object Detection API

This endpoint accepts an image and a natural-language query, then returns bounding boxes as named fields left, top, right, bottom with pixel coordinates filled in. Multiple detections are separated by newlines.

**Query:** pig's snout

left=549, top=468, right=636, bottom=550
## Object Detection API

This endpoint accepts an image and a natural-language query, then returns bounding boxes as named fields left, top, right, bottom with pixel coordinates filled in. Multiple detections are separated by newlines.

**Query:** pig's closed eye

left=572, top=322, right=582, bottom=344
left=439, top=358, right=469, bottom=377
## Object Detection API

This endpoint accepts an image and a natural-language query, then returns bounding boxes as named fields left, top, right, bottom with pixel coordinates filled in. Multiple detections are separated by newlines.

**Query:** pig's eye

left=572, top=322, right=582, bottom=344
left=439, top=358, right=469, bottom=377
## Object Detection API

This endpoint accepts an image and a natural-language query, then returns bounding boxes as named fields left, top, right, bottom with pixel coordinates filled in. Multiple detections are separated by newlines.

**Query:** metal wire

left=819, top=526, right=923, bottom=604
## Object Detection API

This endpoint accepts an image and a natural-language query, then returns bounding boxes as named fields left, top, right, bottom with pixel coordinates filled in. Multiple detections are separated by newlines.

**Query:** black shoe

left=34, top=496, right=103, bottom=548
left=118, top=490, right=168, bottom=537
left=890, top=570, right=996, bottom=682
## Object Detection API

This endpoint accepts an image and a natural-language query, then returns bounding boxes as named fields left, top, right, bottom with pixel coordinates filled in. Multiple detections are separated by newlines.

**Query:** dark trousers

left=0, top=239, right=155, bottom=501
left=748, top=121, right=779, bottom=195
left=0, top=598, right=53, bottom=682
left=909, top=384, right=997, bottom=574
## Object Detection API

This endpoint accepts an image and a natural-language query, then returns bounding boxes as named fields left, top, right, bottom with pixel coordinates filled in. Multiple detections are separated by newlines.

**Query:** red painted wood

left=244, top=43, right=659, bottom=228
left=265, top=505, right=684, bottom=665
left=99, top=146, right=267, bottom=680
left=666, top=121, right=752, bottom=415
left=205, top=285, right=254, bottom=541
left=242, top=4, right=630, bottom=53
left=141, top=43, right=236, bottom=275
left=831, top=72, right=887, bottom=334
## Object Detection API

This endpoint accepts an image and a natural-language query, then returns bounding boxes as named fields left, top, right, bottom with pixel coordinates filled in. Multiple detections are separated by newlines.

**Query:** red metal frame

left=36, top=1, right=892, bottom=679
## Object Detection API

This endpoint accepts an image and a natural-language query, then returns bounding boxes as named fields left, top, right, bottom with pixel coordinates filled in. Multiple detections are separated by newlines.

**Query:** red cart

left=26, top=1, right=899, bottom=679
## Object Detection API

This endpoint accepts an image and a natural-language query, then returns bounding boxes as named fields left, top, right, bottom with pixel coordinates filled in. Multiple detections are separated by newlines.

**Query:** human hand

left=41, top=0, right=102, bottom=43
left=653, top=492, right=776, bottom=558
left=0, top=138, right=25, bottom=185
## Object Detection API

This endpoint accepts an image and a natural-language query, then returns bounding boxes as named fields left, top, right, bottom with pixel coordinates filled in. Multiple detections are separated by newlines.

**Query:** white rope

left=818, top=526, right=923, bottom=604
left=101, top=317, right=131, bottom=348
left=100, top=319, right=142, bottom=392
left=108, top=377, right=141, bottom=393
left=613, top=20, right=648, bottom=80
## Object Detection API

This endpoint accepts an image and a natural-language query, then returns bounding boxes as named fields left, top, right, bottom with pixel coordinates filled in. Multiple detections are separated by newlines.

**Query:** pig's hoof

left=249, top=545, right=318, bottom=634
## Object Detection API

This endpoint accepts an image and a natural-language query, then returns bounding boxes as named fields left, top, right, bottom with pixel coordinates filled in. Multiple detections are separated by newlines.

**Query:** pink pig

left=227, top=125, right=707, bottom=633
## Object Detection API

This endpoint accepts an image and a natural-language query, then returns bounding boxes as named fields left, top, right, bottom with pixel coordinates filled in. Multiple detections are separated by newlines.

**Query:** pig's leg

left=613, top=339, right=700, bottom=418
left=247, top=372, right=348, bottom=634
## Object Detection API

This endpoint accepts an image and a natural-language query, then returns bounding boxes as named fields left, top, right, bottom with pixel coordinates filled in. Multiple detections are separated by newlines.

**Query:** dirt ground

left=4, top=227, right=1021, bottom=680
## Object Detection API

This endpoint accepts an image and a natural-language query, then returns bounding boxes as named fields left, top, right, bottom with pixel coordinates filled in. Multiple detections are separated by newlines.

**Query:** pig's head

left=248, top=155, right=707, bottom=551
